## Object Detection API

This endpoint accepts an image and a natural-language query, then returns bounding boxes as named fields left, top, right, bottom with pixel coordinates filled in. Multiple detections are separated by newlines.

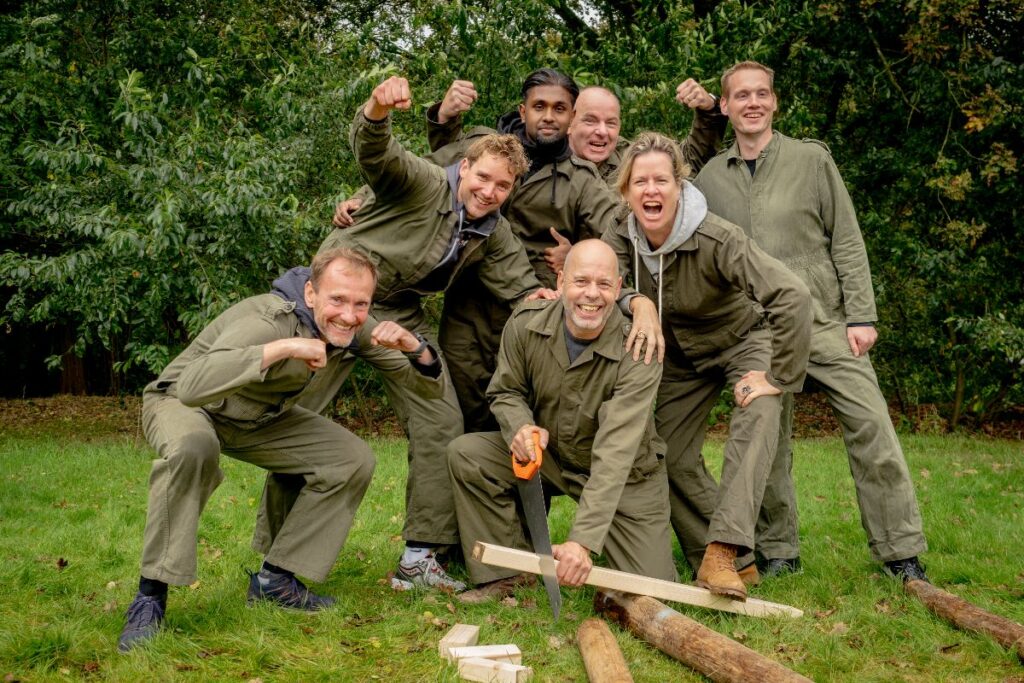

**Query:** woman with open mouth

left=602, top=132, right=812, bottom=601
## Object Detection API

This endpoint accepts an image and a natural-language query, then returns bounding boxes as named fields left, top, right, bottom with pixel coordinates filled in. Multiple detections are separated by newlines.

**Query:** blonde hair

left=720, top=60, right=775, bottom=98
left=614, top=132, right=690, bottom=198
left=465, top=134, right=529, bottom=178
left=310, top=247, right=377, bottom=290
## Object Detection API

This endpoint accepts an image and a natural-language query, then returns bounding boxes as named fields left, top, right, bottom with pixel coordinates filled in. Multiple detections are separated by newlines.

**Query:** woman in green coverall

left=601, top=132, right=811, bottom=600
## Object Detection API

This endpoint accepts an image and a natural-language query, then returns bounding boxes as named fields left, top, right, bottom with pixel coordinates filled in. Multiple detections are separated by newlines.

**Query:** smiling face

left=557, top=240, right=622, bottom=340
left=519, top=84, right=574, bottom=145
left=626, top=151, right=682, bottom=245
left=720, top=67, right=778, bottom=141
left=457, top=152, right=516, bottom=219
left=304, top=260, right=375, bottom=347
left=568, top=88, right=621, bottom=164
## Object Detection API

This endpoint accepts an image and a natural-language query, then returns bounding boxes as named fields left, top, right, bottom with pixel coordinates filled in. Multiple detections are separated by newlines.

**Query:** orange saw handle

left=512, top=432, right=543, bottom=480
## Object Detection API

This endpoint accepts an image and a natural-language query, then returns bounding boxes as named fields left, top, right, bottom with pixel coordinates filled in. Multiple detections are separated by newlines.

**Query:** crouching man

left=448, top=240, right=676, bottom=602
left=119, top=247, right=445, bottom=651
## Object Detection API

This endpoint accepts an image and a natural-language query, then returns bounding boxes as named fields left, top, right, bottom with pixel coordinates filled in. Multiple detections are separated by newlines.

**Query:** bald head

left=558, top=240, right=622, bottom=340
left=569, top=87, right=622, bottom=165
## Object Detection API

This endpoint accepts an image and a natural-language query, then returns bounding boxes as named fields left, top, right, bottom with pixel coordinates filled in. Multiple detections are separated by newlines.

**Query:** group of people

left=117, top=60, right=929, bottom=652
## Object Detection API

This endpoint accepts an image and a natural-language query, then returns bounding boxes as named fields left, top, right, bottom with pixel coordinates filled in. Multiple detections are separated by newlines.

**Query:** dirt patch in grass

left=1, top=393, right=1020, bottom=441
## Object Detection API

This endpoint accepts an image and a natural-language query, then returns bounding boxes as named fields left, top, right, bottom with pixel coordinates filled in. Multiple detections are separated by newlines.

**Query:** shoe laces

left=125, top=594, right=164, bottom=623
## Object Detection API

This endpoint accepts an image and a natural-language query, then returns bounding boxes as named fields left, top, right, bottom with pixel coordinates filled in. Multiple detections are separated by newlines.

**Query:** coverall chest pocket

left=558, top=409, right=598, bottom=472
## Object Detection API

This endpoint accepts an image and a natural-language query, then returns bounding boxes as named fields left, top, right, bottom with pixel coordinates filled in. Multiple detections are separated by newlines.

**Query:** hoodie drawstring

left=632, top=234, right=663, bottom=324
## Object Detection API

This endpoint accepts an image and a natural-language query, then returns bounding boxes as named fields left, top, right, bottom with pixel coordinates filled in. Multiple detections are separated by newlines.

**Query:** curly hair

left=465, top=134, right=530, bottom=178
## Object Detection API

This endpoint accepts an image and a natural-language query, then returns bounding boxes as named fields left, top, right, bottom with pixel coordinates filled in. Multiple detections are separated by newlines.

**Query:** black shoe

left=884, top=556, right=929, bottom=583
left=246, top=570, right=335, bottom=610
left=117, top=592, right=166, bottom=652
left=758, top=556, right=802, bottom=578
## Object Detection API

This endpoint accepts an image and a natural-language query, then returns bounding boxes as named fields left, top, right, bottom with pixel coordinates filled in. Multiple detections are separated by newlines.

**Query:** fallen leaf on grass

left=174, top=664, right=197, bottom=672
left=300, top=626, right=315, bottom=635
left=82, top=662, right=99, bottom=673
left=919, top=469, right=931, bottom=479
left=486, top=615, right=499, bottom=625
left=106, top=581, right=117, bottom=590
left=355, top=551, right=366, bottom=561
left=521, top=597, right=537, bottom=609
left=189, top=580, right=201, bottom=590
left=548, top=635, right=565, bottom=650
left=939, top=642, right=961, bottom=653
left=874, top=599, right=891, bottom=613
left=814, top=608, right=836, bottom=619
left=3, top=674, right=18, bottom=683
left=247, top=678, right=264, bottom=683
left=732, top=631, right=748, bottom=642
left=830, top=622, right=849, bottom=635
left=59, top=668, right=71, bottom=675
left=501, top=596, right=518, bottom=607
left=430, top=617, right=447, bottom=628
left=103, top=600, right=118, bottom=612
left=56, top=557, right=68, bottom=571
left=446, top=602, right=455, bottom=614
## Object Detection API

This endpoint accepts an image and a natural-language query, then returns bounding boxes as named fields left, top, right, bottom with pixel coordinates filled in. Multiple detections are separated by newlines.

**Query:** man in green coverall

left=693, top=61, right=928, bottom=581
left=118, top=248, right=446, bottom=652
left=318, top=76, right=555, bottom=591
left=449, top=240, right=675, bottom=602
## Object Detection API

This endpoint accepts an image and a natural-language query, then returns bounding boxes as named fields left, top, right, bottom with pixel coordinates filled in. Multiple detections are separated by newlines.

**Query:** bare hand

left=675, top=78, right=716, bottom=111
left=364, top=75, right=412, bottom=120
left=511, top=424, right=549, bottom=464
left=625, top=296, right=665, bottom=364
left=332, top=197, right=364, bottom=228
left=733, top=370, right=782, bottom=408
left=263, top=337, right=328, bottom=371
left=552, top=541, right=592, bottom=587
left=370, top=320, right=424, bottom=354
left=543, top=228, right=572, bottom=274
left=847, top=325, right=878, bottom=357
left=525, top=287, right=559, bottom=302
left=437, top=80, right=477, bottom=123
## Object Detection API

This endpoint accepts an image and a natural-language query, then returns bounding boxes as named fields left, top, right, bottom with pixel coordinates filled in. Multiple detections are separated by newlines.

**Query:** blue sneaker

left=117, top=592, right=166, bottom=652
left=246, top=570, right=335, bottom=610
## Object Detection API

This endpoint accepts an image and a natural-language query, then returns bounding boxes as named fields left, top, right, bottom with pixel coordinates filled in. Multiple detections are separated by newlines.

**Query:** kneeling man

left=119, top=247, right=445, bottom=651
left=448, top=240, right=675, bottom=601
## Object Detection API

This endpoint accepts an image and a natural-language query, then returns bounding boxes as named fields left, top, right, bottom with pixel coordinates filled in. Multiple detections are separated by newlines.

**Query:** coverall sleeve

left=352, top=319, right=445, bottom=400
left=350, top=109, right=436, bottom=202
left=477, top=222, right=543, bottom=304
left=680, top=108, right=727, bottom=177
left=818, top=153, right=877, bottom=323
left=486, top=320, right=537, bottom=448
left=713, top=225, right=813, bottom=392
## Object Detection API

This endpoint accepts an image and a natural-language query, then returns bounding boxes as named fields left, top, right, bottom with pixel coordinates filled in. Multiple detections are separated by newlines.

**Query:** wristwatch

left=404, top=333, right=430, bottom=359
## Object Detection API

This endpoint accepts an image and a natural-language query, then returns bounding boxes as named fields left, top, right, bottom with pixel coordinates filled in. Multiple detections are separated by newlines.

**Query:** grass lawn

left=1, top=407, right=1022, bottom=682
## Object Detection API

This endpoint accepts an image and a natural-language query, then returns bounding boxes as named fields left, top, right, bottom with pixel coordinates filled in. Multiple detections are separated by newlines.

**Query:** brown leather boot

left=737, top=561, right=761, bottom=587
left=696, top=542, right=747, bottom=600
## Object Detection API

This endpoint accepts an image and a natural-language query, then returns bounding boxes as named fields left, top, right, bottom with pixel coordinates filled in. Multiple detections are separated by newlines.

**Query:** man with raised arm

left=318, top=75, right=554, bottom=592
left=118, top=248, right=446, bottom=651
left=693, top=61, right=928, bottom=582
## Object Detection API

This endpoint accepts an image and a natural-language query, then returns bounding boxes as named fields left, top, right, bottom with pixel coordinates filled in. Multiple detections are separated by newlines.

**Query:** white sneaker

left=391, top=553, right=466, bottom=592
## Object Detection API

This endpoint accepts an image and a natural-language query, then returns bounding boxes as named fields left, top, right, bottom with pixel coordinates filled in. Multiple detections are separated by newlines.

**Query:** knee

left=164, top=429, right=220, bottom=474
left=344, top=442, right=377, bottom=489
left=446, top=434, right=476, bottom=478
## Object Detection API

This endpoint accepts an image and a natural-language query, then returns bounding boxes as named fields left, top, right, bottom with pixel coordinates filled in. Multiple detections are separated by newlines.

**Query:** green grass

left=0, top=424, right=1022, bottom=681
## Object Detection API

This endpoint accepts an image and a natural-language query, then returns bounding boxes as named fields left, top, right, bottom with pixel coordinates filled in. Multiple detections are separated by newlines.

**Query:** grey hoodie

left=625, top=180, right=708, bottom=318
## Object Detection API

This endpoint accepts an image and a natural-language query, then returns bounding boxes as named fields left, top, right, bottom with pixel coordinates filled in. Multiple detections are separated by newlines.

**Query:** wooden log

left=457, top=657, right=533, bottom=682
left=577, top=618, right=634, bottom=683
left=596, top=590, right=813, bottom=683
left=905, top=579, right=1024, bottom=661
left=473, top=541, right=803, bottom=619
left=446, top=644, right=523, bottom=665
left=439, top=623, right=481, bottom=658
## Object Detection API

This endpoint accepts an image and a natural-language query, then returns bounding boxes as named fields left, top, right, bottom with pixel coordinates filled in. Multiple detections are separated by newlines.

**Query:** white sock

left=402, top=546, right=432, bottom=564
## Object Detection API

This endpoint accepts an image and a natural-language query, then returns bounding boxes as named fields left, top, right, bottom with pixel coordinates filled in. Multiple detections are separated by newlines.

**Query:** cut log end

left=577, top=618, right=634, bottom=683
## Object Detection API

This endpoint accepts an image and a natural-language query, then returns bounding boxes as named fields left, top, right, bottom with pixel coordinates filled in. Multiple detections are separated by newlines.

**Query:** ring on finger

left=741, top=385, right=752, bottom=395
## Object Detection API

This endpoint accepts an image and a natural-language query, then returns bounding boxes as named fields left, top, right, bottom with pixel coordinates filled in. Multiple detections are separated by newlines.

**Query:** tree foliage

left=2, top=0, right=1021, bottom=426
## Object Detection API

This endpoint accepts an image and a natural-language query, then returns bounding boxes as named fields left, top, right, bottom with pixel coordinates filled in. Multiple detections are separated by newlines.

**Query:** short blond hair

left=310, top=247, right=377, bottom=290
left=615, top=132, right=691, bottom=198
left=465, top=134, right=529, bottom=178
left=720, top=60, right=776, bottom=98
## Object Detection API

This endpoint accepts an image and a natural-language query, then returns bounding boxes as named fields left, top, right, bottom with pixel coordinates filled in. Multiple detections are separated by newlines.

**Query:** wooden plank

left=577, top=618, right=634, bottom=682
left=597, top=591, right=813, bottom=683
left=439, top=623, right=481, bottom=658
left=446, top=644, right=523, bottom=664
left=473, top=542, right=802, bottom=619
left=906, top=579, right=1024, bottom=661
left=457, top=657, right=533, bottom=682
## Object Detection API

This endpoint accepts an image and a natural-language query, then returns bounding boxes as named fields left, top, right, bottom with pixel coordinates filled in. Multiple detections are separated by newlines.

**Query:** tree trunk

left=595, top=591, right=812, bottom=683
left=577, top=618, right=633, bottom=683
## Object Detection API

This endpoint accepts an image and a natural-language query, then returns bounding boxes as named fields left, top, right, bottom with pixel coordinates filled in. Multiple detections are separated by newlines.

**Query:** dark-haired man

left=318, top=76, right=555, bottom=592
left=118, top=248, right=446, bottom=652
left=693, top=61, right=928, bottom=582
left=425, top=69, right=621, bottom=432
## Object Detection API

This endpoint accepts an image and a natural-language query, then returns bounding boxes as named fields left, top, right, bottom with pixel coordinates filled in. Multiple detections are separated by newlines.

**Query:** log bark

left=595, top=591, right=812, bottom=683
left=577, top=618, right=634, bottom=683
left=905, top=579, right=1024, bottom=661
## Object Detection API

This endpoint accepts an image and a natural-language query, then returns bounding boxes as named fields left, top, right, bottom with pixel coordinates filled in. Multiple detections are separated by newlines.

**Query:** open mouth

left=577, top=303, right=602, bottom=315
left=642, top=201, right=663, bottom=220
